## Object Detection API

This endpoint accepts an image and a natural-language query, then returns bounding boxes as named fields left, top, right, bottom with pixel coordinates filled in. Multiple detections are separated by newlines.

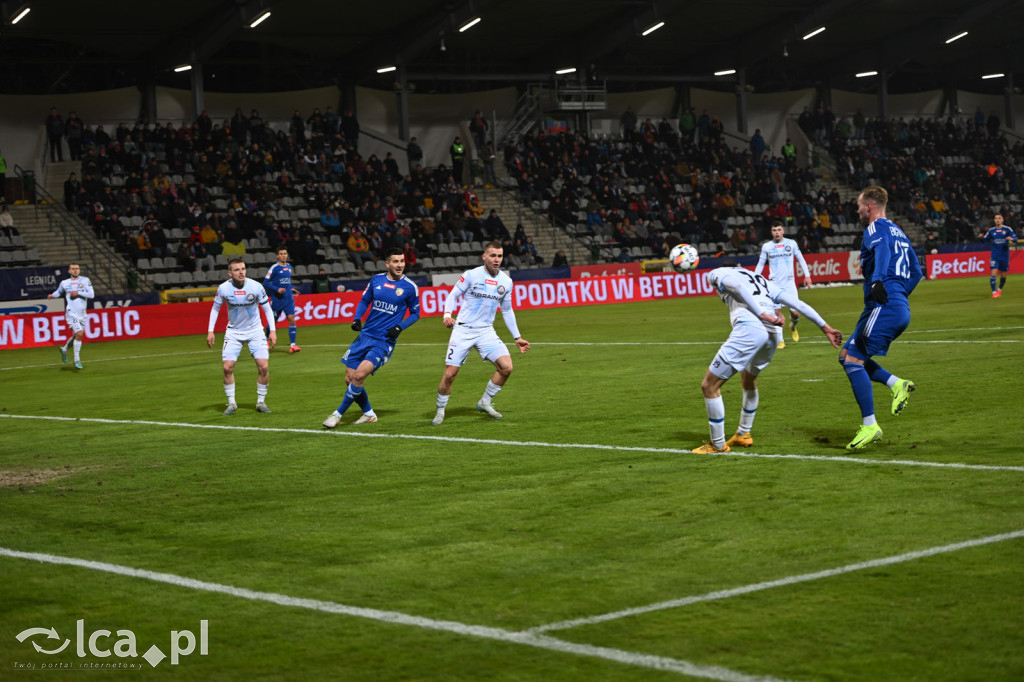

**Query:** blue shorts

left=844, top=303, right=910, bottom=361
left=990, top=255, right=1009, bottom=272
left=271, top=297, right=295, bottom=317
left=342, top=334, right=395, bottom=373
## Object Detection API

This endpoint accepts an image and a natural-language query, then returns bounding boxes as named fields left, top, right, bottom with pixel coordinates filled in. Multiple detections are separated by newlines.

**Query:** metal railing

left=12, top=164, right=149, bottom=294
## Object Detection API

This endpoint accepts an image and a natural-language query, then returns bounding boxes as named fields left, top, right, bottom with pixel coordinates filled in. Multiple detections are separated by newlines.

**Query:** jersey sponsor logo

left=485, top=279, right=498, bottom=285
left=383, top=283, right=396, bottom=290
left=458, top=275, right=465, bottom=283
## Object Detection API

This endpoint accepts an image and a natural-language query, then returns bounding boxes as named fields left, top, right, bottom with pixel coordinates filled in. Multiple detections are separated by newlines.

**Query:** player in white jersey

left=431, top=241, right=530, bottom=425
left=693, top=265, right=842, bottom=454
left=206, top=258, right=277, bottom=415
left=47, top=263, right=94, bottom=369
left=753, top=222, right=813, bottom=347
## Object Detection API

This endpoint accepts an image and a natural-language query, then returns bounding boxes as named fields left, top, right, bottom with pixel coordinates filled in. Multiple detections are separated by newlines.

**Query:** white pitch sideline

left=0, top=546, right=795, bottom=682
left=2, top=413, right=1022, bottom=473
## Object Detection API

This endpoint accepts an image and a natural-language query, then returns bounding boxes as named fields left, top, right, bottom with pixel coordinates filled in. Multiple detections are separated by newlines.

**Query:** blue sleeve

left=870, top=232, right=890, bottom=283
left=906, top=248, right=923, bottom=296
left=263, top=265, right=277, bottom=291
left=399, top=288, right=421, bottom=330
left=353, top=279, right=374, bottom=321
left=980, top=229, right=993, bottom=243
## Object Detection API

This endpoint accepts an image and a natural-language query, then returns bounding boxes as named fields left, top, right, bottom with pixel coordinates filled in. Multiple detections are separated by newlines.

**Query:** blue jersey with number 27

left=860, top=217, right=923, bottom=307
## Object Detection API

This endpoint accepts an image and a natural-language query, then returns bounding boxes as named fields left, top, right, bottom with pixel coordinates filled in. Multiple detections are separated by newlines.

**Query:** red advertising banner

left=799, top=250, right=863, bottom=283
left=1, top=271, right=720, bottom=350
left=925, top=250, right=1024, bottom=280
left=570, top=262, right=643, bottom=279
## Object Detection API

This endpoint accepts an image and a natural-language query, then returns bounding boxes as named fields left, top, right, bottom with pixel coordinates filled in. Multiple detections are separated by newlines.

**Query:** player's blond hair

left=859, top=185, right=888, bottom=208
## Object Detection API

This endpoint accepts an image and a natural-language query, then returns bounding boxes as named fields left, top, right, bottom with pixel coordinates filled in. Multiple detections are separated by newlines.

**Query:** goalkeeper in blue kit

left=841, top=186, right=923, bottom=450
left=322, top=249, right=420, bottom=427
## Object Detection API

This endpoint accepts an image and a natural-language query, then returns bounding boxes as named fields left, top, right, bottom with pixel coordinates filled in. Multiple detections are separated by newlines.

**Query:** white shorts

left=444, top=324, right=510, bottom=366
left=222, top=328, right=270, bottom=362
left=708, top=323, right=779, bottom=380
left=66, top=311, right=86, bottom=335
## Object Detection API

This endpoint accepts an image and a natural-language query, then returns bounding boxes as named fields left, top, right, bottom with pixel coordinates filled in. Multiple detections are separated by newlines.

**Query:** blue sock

left=999, top=277, right=1006, bottom=291
left=864, top=359, right=892, bottom=386
left=843, top=361, right=875, bottom=419
left=990, top=276, right=997, bottom=292
left=336, top=384, right=362, bottom=416
left=289, top=325, right=297, bottom=345
left=353, top=386, right=371, bottom=413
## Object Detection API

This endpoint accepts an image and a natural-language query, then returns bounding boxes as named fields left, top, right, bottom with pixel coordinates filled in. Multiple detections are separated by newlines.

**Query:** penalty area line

left=527, top=529, right=1024, bottom=634
left=2, top=414, right=1023, bottom=473
left=0, top=547, right=795, bottom=682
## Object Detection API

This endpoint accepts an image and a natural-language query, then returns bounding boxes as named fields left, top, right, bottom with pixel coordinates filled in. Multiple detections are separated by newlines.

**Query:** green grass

left=1, top=276, right=1022, bottom=681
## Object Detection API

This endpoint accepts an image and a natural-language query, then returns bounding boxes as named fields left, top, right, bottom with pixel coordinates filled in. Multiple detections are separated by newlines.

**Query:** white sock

left=738, top=389, right=759, bottom=434
left=436, top=393, right=450, bottom=412
left=863, top=414, right=877, bottom=427
left=481, top=380, right=501, bottom=404
left=885, top=375, right=899, bottom=389
left=224, top=383, right=236, bottom=403
left=704, top=396, right=726, bottom=447
left=73, top=339, right=82, bottom=361
left=257, top=382, right=268, bottom=403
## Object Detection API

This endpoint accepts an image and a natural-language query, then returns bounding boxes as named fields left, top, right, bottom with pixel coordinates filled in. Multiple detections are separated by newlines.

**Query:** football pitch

left=1, top=276, right=1022, bottom=681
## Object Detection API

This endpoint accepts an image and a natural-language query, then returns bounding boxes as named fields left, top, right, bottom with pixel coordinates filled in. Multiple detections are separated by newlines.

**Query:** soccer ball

left=668, top=243, right=700, bottom=273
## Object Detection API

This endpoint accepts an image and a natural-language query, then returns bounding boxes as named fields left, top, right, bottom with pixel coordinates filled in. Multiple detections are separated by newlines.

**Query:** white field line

left=2, top=414, right=1023, bottom=473
left=0, top=547, right=794, bottom=682
left=2, top=324, right=1021, bottom=371
left=526, top=529, right=1024, bottom=634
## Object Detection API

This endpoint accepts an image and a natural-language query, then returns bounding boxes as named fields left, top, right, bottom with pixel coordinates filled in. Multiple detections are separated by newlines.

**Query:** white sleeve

left=499, top=296, right=521, bottom=339
left=207, top=296, right=222, bottom=332
left=793, top=246, right=810, bottom=278
left=261, top=300, right=276, bottom=331
left=774, top=288, right=826, bottom=328
left=718, top=272, right=763, bottom=315
left=52, top=281, right=65, bottom=298
left=80, top=278, right=95, bottom=299
left=753, top=245, right=767, bottom=277
left=443, top=272, right=470, bottom=314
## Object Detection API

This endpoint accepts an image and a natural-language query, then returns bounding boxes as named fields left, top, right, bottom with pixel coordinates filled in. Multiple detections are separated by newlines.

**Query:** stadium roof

left=2, top=0, right=1021, bottom=96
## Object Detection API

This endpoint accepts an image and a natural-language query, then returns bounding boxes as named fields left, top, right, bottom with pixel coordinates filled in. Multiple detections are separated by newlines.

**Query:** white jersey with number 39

left=707, top=267, right=783, bottom=331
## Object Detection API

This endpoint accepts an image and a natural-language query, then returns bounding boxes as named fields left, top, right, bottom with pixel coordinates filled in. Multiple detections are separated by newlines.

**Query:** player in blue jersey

left=841, top=186, right=923, bottom=450
left=322, top=248, right=420, bottom=427
left=264, top=246, right=301, bottom=353
left=979, top=213, right=1018, bottom=298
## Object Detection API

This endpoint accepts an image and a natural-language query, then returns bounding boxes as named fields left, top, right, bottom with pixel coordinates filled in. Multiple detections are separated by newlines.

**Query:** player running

left=753, top=221, right=812, bottom=348
left=47, top=262, right=94, bottom=369
left=979, top=213, right=1018, bottom=298
left=322, top=248, right=420, bottom=427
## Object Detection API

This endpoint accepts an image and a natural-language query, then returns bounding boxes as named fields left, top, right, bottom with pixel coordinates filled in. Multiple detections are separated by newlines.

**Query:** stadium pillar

left=190, top=62, right=205, bottom=122
left=139, top=80, right=157, bottom=124
left=877, top=72, right=888, bottom=120
left=1005, top=74, right=1016, bottom=131
left=735, top=68, right=748, bottom=135
left=396, top=64, right=410, bottom=141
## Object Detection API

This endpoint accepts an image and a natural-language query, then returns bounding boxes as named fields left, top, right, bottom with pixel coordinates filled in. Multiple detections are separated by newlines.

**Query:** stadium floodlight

left=555, top=67, right=576, bottom=75
left=714, top=69, right=736, bottom=76
left=855, top=71, right=878, bottom=78
left=642, top=21, right=665, bottom=37
left=802, top=26, right=825, bottom=40
left=249, top=11, right=271, bottom=28
left=174, top=65, right=192, bottom=73
left=10, top=4, right=30, bottom=24
left=459, top=16, right=481, bottom=33
left=377, top=65, right=397, bottom=74
left=982, top=73, right=1004, bottom=79
left=945, top=31, right=968, bottom=44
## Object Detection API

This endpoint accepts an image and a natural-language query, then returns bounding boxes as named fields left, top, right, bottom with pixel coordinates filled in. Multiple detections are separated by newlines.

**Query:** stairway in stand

left=474, top=187, right=584, bottom=266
